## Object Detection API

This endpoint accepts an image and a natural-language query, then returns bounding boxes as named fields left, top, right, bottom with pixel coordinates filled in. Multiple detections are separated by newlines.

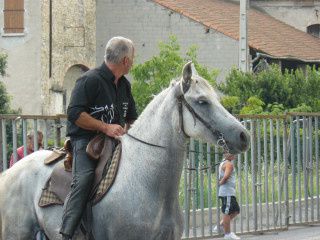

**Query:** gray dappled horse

left=0, top=62, right=250, bottom=240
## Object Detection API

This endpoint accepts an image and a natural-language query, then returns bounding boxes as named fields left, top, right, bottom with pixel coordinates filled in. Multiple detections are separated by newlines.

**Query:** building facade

left=1, top=0, right=96, bottom=115
left=251, top=0, right=320, bottom=37
left=0, top=0, right=42, bottom=114
left=1, top=0, right=319, bottom=115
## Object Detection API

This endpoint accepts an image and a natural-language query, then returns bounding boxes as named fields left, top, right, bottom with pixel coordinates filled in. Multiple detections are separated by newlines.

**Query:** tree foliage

left=0, top=53, right=7, bottom=77
left=0, top=53, right=21, bottom=163
left=0, top=53, right=18, bottom=114
left=218, top=64, right=320, bottom=114
left=0, top=53, right=11, bottom=114
left=240, top=96, right=265, bottom=115
left=131, top=36, right=219, bottom=113
left=220, top=96, right=240, bottom=113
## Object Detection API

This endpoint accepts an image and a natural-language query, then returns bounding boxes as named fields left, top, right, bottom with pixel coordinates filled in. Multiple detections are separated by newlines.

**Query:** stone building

left=1, top=0, right=319, bottom=115
left=0, top=0, right=95, bottom=115
left=0, top=0, right=43, bottom=114
left=41, top=0, right=96, bottom=115
left=251, top=0, right=320, bottom=37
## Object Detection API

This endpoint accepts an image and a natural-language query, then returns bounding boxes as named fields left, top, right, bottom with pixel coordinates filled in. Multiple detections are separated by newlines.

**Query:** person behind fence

left=59, top=36, right=138, bottom=240
left=9, top=130, right=43, bottom=168
left=214, top=153, right=241, bottom=240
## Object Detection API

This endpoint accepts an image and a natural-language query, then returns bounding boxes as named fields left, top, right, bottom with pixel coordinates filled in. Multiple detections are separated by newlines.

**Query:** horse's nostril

left=240, top=132, right=247, bottom=144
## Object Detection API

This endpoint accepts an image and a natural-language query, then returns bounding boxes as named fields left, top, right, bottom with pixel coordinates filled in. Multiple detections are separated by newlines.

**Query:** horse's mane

left=133, top=80, right=178, bottom=124
left=127, top=79, right=181, bottom=138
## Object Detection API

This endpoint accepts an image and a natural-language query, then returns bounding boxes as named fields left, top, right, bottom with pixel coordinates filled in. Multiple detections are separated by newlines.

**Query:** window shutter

left=4, top=0, right=24, bottom=33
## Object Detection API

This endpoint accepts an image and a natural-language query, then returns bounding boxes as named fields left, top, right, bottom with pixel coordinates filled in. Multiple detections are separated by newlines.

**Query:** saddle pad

left=38, top=143, right=122, bottom=207
left=38, top=180, right=63, bottom=207
left=44, top=149, right=66, bottom=165
left=92, top=143, right=121, bottom=203
left=50, top=161, right=72, bottom=200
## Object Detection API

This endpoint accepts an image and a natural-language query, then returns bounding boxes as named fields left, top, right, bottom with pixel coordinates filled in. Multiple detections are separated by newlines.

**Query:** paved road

left=215, top=223, right=320, bottom=240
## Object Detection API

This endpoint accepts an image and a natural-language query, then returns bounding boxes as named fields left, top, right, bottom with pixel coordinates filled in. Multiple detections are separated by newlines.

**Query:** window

left=307, top=24, right=320, bottom=38
left=3, top=0, right=24, bottom=34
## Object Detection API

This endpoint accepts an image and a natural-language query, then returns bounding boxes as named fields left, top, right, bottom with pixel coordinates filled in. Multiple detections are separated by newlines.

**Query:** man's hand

left=100, top=123, right=125, bottom=138
left=75, top=112, right=125, bottom=138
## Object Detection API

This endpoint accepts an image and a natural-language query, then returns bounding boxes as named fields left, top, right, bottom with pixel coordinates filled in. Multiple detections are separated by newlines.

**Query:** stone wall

left=40, top=0, right=96, bottom=115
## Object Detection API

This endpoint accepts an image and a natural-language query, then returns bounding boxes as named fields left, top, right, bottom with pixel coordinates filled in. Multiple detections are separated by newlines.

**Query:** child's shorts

left=219, top=196, right=240, bottom=215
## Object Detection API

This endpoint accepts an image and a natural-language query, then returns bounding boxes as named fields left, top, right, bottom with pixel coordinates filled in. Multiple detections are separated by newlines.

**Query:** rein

left=126, top=133, right=166, bottom=149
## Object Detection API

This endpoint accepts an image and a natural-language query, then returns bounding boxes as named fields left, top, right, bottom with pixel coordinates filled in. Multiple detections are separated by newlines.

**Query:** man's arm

left=75, top=112, right=125, bottom=138
left=219, top=162, right=234, bottom=185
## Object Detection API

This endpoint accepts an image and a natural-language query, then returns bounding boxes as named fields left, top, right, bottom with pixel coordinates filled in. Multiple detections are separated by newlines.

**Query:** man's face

left=27, top=137, right=34, bottom=152
left=38, top=135, right=43, bottom=149
left=27, top=135, right=43, bottom=152
left=123, top=48, right=135, bottom=75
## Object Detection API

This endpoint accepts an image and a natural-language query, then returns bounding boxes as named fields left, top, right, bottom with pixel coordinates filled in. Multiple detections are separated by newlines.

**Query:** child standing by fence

left=215, top=153, right=240, bottom=240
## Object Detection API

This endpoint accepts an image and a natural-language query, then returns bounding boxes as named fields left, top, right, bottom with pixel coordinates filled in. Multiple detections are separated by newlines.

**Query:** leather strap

left=126, top=133, right=166, bottom=149
left=177, top=95, right=221, bottom=139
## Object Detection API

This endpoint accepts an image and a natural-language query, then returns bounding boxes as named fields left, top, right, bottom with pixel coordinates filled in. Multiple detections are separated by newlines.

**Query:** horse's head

left=175, top=62, right=250, bottom=154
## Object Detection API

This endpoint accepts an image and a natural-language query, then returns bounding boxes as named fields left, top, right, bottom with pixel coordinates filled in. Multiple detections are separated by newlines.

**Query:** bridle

left=126, top=84, right=230, bottom=154
left=177, top=94, right=229, bottom=153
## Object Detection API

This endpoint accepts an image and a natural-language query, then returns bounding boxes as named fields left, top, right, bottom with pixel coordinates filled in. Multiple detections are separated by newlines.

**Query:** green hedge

left=219, top=64, right=320, bottom=114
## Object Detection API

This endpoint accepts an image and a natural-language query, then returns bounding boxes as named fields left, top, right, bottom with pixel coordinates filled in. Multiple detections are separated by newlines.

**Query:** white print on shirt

left=122, top=102, right=128, bottom=118
left=90, top=104, right=114, bottom=124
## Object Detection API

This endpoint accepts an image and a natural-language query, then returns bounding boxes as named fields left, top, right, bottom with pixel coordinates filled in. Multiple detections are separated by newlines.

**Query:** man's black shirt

left=67, top=62, right=138, bottom=138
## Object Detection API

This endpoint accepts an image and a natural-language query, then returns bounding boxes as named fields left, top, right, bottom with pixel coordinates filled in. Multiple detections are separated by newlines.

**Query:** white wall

left=0, top=0, right=42, bottom=114
left=96, top=0, right=239, bottom=83
left=251, top=0, right=320, bottom=32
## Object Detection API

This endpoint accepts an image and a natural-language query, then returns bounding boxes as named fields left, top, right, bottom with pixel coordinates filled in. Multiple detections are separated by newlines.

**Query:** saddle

left=39, top=135, right=122, bottom=207
left=44, top=133, right=105, bottom=172
left=44, top=139, right=73, bottom=171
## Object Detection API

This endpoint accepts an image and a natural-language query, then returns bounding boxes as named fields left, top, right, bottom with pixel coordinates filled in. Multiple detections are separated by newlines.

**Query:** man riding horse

left=60, top=36, right=138, bottom=240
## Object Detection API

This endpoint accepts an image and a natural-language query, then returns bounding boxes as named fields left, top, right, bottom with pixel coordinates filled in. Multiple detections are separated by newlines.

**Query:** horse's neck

left=129, top=87, right=184, bottom=148
left=124, top=88, right=186, bottom=194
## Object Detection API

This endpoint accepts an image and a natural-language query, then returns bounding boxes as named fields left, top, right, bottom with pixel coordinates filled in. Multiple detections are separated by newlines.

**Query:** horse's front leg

left=152, top=220, right=183, bottom=240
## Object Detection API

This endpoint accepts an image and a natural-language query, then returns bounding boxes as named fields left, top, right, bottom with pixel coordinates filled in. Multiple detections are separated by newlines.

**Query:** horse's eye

left=198, top=100, right=208, bottom=105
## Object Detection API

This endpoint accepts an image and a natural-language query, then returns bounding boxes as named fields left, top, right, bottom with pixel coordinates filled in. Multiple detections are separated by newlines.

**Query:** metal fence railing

left=0, top=114, right=67, bottom=171
left=0, top=113, right=319, bottom=239
left=182, top=113, right=320, bottom=239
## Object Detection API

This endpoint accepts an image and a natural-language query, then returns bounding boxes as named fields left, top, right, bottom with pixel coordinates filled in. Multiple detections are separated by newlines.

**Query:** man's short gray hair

left=104, top=36, right=134, bottom=64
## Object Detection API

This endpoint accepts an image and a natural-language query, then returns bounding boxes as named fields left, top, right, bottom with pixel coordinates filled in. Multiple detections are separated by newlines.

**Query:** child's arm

left=219, top=161, right=234, bottom=185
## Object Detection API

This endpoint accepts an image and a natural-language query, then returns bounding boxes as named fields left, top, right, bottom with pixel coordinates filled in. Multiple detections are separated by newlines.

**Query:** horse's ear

left=182, top=61, right=192, bottom=93
left=191, top=63, right=198, bottom=76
